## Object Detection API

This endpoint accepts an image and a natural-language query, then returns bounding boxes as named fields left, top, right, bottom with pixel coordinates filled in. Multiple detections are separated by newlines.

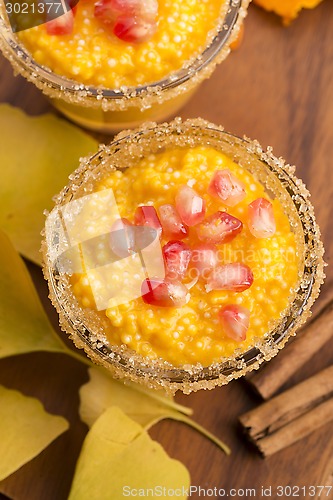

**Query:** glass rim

left=42, top=118, right=325, bottom=394
left=0, top=0, right=249, bottom=108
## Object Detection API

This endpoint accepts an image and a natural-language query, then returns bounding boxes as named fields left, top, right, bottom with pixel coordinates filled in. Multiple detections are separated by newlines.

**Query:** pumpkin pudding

left=43, top=119, right=324, bottom=392
left=18, top=0, right=230, bottom=87
left=69, top=145, right=299, bottom=366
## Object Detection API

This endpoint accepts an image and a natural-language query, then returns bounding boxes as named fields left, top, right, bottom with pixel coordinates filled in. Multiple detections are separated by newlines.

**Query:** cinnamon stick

left=246, top=292, right=333, bottom=400
left=239, top=365, right=333, bottom=457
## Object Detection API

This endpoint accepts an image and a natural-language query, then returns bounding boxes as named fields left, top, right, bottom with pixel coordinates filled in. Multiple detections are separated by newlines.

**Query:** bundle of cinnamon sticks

left=239, top=284, right=333, bottom=457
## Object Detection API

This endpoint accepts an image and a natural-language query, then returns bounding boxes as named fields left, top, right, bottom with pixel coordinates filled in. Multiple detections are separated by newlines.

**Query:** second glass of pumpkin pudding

left=43, top=118, right=324, bottom=393
left=0, top=0, right=248, bottom=132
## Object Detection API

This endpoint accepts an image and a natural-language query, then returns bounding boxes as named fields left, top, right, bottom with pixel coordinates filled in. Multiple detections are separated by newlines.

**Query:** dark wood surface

left=0, top=2, right=333, bottom=499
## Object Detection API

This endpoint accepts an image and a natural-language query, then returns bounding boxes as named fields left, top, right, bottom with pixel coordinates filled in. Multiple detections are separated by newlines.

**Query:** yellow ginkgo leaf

left=0, top=385, right=69, bottom=481
left=0, top=104, right=98, bottom=265
left=254, top=0, right=324, bottom=24
left=69, top=407, right=190, bottom=500
left=79, top=367, right=230, bottom=454
left=0, top=229, right=67, bottom=358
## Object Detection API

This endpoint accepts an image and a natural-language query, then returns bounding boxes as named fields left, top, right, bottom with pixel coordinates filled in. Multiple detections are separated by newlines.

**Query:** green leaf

left=0, top=104, right=98, bottom=265
left=80, top=367, right=230, bottom=454
left=0, top=229, right=67, bottom=358
left=0, top=384, right=69, bottom=481
left=69, top=407, right=190, bottom=500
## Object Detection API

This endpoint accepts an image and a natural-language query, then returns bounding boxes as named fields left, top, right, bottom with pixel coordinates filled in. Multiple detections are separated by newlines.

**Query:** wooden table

left=0, top=2, right=332, bottom=498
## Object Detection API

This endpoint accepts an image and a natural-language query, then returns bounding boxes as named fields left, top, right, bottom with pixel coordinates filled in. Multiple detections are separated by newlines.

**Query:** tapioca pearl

left=141, top=343, right=152, bottom=355
left=269, top=287, right=280, bottom=297
left=82, top=277, right=90, bottom=286
left=72, top=282, right=82, bottom=297
left=197, top=301, right=206, bottom=311
left=125, top=320, right=137, bottom=336
left=266, top=303, right=278, bottom=315
left=121, top=334, right=132, bottom=344
left=209, top=293, right=230, bottom=306
left=277, top=276, right=289, bottom=289
left=212, top=343, right=224, bottom=356
left=144, top=323, right=155, bottom=333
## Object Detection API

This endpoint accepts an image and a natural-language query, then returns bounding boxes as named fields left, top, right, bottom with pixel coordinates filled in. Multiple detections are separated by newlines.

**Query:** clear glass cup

left=42, top=118, right=325, bottom=394
left=0, top=0, right=249, bottom=133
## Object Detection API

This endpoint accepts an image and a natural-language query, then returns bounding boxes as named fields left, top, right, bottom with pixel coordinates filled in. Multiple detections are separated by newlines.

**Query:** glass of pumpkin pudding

left=43, top=118, right=324, bottom=393
left=0, top=0, right=248, bottom=132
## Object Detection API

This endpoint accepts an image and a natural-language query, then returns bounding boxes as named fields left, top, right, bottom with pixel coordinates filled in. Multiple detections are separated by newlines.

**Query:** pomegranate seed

left=163, top=241, right=192, bottom=280
left=114, top=15, right=156, bottom=42
left=219, top=304, right=250, bottom=342
left=208, top=169, right=246, bottom=207
left=175, top=185, right=206, bottom=227
left=190, top=244, right=218, bottom=281
left=248, top=198, right=276, bottom=238
left=139, top=0, right=158, bottom=19
left=94, top=0, right=138, bottom=24
left=196, top=211, right=243, bottom=244
left=103, top=0, right=157, bottom=18
left=158, top=204, right=188, bottom=239
left=141, top=278, right=189, bottom=308
left=134, top=206, right=162, bottom=238
left=109, top=217, right=136, bottom=258
left=206, top=263, right=254, bottom=292
left=46, top=9, right=74, bottom=35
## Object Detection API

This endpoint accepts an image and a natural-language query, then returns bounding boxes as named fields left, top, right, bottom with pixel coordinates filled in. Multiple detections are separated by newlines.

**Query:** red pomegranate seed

left=94, top=0, right=157, bottom=42
left=175, top=185, right=206, bottom=227
left=103, top=0, right=157, bottom=17
left=109, top=217, right=135, bottom=258
left=46, top=9, right=74, bottom=35
left=163, top=241, right=192, bottom=280
left=158, top=204, right=188, bottom=239
left=208, top=169, right=246, bottom=207
left=219, top=304, right=250, bottom=342
left=248, top=198, right=276, bottom=238
left=206, top=263, right=254, bottom=292
left=139, top=0, right=158, bottom=19
left=141, top=278, right=189, bottom=307
left=134, top=206, right=162, bottom=238
left=94, top=0, right=138, bottom=24
left=190, top=244, right=218, bottom=281
left=113, top=15, right=156, bottom=42
left=196, top=211, right=243, bottom=244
